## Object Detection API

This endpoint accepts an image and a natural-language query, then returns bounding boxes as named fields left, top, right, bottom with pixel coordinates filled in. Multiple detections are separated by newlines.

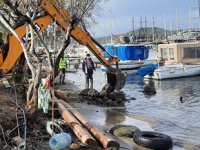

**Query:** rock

left=143, top=85, right=156, bottom=95
left=103, top=96, right=109, bottom=101
left=101, top=83, right=114, bottom=94
left=99, top=90, right=108, bottom=97
left=88, top=89, right=99, bottom=97
left=87, top=101, right=92, bottom=105
left=115, top=98, right=124, bottom=103
left=79, top=88, right=90, bottom=96
left=107, top=99, right=113, bottom=105
left=108, top=91, right=126, bottom=100
left=109, top=125, right=140, bottom=138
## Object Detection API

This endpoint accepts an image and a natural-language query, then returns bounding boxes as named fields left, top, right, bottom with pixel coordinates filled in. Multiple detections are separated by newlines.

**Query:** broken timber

left=59, top=100, right=120, bottom=149
left=57, top=102, right=97, bottom=146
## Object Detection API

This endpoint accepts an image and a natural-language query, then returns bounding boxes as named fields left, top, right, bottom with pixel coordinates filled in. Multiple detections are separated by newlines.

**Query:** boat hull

left=144, top=64, right=200, bottom=80
left=101, top=62, right=143, bottom=72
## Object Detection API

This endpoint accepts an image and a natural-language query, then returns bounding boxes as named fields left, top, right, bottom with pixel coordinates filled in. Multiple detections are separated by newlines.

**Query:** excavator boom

left=0, top=0, right=126, bottom=90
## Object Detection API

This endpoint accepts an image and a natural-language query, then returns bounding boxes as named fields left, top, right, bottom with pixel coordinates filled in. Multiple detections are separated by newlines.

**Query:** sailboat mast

left=132, top=17, right=136, bottom=42
left=152, top=17, right=155, bottom=42
left=109, top=10, right=113, bottom=44
left=176, top=8, right=179, bottom=35
left=188, top=4, right=192, bottom=30
left=163, top=14, right=167, bottom=41
left=198, top=0, right=200, bottom=17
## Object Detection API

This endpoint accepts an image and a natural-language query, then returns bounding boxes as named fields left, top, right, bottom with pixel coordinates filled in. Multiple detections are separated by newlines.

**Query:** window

left=161, top=48, right=167, bottom=59
left=183, top=47, right=200, bottom=58
left=169, top=48, right=174, bottom=60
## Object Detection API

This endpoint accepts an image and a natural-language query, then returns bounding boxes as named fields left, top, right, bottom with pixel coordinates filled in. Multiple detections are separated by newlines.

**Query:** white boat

left=101, top=61, right=144, bottom=72
left=144, top=42, right=200, bottom=80
left=144, top=64, right=200, bottom=80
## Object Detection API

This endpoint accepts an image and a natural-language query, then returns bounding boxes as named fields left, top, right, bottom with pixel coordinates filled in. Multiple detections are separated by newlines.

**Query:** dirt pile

left=79, top=84, right=127, bottom=107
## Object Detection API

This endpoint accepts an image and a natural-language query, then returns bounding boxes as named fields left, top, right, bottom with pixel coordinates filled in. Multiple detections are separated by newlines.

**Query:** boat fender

left=46, top=121, right=63, bottom=136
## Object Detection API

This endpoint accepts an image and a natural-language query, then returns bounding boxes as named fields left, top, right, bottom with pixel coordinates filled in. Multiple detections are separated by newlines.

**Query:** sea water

left=66, top=69, right=200, bottom=149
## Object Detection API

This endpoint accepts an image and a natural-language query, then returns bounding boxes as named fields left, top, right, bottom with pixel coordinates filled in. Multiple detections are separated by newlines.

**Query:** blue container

left=49, top=132, right=72, bottom=150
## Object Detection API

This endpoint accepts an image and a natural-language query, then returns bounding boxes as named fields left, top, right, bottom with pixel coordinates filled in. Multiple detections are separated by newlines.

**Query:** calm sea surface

left=66, top=68, right=200, bottom=149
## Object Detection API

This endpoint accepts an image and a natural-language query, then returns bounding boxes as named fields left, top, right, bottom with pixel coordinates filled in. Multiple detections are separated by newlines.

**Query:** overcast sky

left=89, top=0, right=200, bottom=37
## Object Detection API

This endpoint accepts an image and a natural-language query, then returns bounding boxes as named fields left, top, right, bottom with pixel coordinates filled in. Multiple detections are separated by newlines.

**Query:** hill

left=95, top=27, right=171, bottom=44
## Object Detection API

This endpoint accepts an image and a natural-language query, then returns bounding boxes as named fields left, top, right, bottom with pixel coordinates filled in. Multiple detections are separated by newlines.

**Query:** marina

left=1, top=0, right=200, bottom=149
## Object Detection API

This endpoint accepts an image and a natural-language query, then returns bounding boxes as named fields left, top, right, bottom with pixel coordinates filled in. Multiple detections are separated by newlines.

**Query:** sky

left=89, top=0, right=200, bottom=37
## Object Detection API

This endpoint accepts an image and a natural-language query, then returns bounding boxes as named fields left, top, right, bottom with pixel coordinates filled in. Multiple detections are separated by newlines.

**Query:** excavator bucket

left=107, top=70, right=127, bottom=91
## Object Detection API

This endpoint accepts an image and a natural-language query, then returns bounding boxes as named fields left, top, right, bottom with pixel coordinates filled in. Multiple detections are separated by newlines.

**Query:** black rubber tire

left=133, top=130, right=173, bottom=150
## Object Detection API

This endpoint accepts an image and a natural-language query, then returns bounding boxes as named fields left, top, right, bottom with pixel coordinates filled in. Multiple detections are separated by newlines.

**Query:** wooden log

left=60, top=100, right=120, bottom=149
left=57, top=102, right=97, bottom=146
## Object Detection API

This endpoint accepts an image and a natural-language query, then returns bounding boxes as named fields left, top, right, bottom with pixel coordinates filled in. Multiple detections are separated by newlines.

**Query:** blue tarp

left=103, top=45, right=149, bottom=61
left=136, top=63, right=158, bottom=76
left=103, top=45, right=115, bottom=58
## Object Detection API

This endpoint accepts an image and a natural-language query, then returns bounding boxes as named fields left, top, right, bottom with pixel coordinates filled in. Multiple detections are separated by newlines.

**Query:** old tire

left=133, top=130, right=173, bottom=150
left=46, top=121, right=63, bottom=136
left=109, top=125, right=140, bottom=138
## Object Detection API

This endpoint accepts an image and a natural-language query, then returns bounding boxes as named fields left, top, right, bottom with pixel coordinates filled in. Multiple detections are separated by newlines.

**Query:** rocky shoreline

left=0, top=78, right=154, bottom=150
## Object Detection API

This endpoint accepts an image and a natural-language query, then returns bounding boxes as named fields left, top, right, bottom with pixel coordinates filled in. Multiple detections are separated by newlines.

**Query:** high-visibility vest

left=59, top=58, right=67, bottom=69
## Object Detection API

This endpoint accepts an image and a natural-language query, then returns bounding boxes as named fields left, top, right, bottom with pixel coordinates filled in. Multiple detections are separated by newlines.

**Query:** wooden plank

left=2, top=78, right=11, bottom=88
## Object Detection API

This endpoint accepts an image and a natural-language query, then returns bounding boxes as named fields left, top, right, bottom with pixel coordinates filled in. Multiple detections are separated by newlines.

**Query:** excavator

left=0, top=0, right=126, bottom=90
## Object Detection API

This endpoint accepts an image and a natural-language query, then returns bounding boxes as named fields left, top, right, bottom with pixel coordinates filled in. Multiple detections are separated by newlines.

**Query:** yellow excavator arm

left=0, top=0, right=126, bottom=90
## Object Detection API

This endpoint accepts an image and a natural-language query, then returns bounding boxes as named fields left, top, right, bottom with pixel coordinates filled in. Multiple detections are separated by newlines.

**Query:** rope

left=0, top=125, right=13, bottom=149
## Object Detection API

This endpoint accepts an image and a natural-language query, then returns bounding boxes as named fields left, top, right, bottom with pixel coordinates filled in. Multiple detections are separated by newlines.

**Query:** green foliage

left=0, top=0, right=4, bottom=8
left=0, top=26, right=8, bottom=41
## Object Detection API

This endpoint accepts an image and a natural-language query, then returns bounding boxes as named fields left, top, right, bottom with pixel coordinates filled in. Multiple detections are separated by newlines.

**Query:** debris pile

left=79, top=83, right=127, bottom=107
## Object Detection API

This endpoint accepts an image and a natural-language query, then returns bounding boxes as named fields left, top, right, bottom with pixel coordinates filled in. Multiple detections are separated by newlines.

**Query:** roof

left=158, top=42, right=200, bottom=47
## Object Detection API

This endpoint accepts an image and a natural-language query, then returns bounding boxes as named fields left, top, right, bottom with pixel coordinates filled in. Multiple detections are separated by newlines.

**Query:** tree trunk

left=57, top=102, right=97, bottom=146
left=59, top=100, right=120, bottom=149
